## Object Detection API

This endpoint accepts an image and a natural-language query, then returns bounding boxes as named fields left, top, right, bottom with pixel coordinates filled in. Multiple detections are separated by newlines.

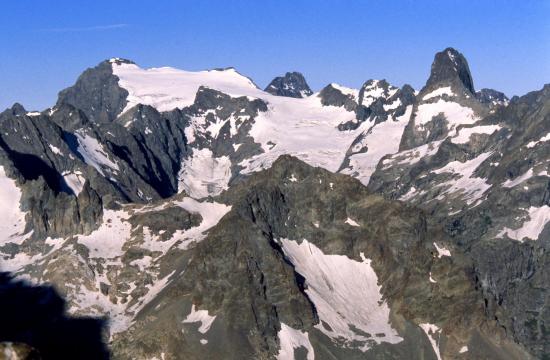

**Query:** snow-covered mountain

left=0, top=47, right=547, bottom=360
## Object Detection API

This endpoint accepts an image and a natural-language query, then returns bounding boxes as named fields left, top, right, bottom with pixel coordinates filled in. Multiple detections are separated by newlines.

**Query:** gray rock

left=318, top=84, right=358, bottom=111
left=425, top=47, right=475, bottom=94
left=476, top=88, right=509, bottom=108
left=56, top=59, right=131, bottom=124
left=265, top=72, right=312, bottom=98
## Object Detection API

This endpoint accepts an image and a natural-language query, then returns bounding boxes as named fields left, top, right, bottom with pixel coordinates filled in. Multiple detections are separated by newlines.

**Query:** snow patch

left=526, top=133, right=550, bottom=148
left=178, top=148, right=232, bottom=198
left=345, top=217, right=360, bottom=227
left=433, top=243, right=451, bottom=257
left=419, top=323, right=442, bottom=360
left=276, top=323, right=314, bottom=360
left=432, top=152, right=493, bottom=205
left=62, top=171, right=85, bottom=195
left=415, top=100, right=479, bottom=131
left=77, top=209, right=131, bottom=259
left=75, top=132, right=119, bottom=176
left=183, top=305, right=216, bottom=334
left=422, top=86, right=454, bottom=100
left=136, top=198, right=231, bottom=255
left=49, top=144, right=63, bottom=155
left=451, top=125, right=501, bottom=144
left=497, top=205, right=550, bottom=242
left=502, top=168, right=536, bottom=188
left=383, top=140, right=443, bottom=169
left=279, top=239, right=402, bottom=351
left=0, top=167, right=28, bottom=246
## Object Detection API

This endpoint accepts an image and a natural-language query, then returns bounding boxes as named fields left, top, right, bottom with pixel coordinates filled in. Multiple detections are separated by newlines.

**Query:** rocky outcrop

left=0, top=105, right=104, bottom=241
left=425, top=47, right=475, bottom=95
left=56, top=58, right=131, bottom=124
left=264, top=72, right=312, bottom=98
left=476, top=88, right=509, bottom=108
left=318, top=83, right=358, bottom=111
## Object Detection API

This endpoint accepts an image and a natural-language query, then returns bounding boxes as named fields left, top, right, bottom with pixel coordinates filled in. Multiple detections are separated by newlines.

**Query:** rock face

left=56, top=58, right=132, bottom=124
left=318, top=83, right=359, bottom=111
left=264, top=72, right=312, bottom=98
left=476, top=88, right=509, bottom=108
left=425, top=47, right=475, bottom=94
left=0, top=48, right=547, bottom=359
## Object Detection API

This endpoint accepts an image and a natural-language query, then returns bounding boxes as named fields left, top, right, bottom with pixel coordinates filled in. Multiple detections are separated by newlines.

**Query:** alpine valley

left=0, top=48, right=548, bottom=360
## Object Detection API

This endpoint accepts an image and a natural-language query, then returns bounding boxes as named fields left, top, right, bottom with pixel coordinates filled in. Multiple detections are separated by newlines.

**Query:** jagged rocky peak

left=358, top=79, right=398, bottom=106
left=318, top=83, right=359, bottom=111
left=476, top=88, right=509, bottom=107
left=398, top=47, right=491, bottom=151
left=424, top=47, right=475, bottom=95
left=55, top=58, right=130, bottom=124
left=3, top=102, right=27, bottom=116
left=396, top=84, right=417, bottom=103
left=264, top=71, right=312, bottom=98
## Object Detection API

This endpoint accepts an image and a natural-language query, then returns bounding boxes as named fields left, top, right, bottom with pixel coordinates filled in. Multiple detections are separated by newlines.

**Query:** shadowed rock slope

left=111, top=156, right=531, bottom=360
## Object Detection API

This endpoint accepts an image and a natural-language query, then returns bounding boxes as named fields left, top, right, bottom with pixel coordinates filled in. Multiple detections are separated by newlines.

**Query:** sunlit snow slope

left=112, top=61, right=415, bottom=188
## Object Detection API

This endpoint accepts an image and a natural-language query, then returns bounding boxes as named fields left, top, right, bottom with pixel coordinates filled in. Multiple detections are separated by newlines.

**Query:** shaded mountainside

left=113, top=156, right=529, bottom=359
left=368, top=84, right=550, bottom=357
left=0, top=47, right=548, bottom=359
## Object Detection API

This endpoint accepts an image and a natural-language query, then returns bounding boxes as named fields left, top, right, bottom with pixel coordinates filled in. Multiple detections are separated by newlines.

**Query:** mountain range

left=0, top=47, right=548, bottom=360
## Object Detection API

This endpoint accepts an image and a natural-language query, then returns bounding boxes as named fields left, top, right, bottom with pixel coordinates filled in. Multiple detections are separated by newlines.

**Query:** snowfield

left=0, top=166, right=28, bottom=246
left=279, top=238, right=403, bottom=351
left=113, top=61, right=417, bottom=187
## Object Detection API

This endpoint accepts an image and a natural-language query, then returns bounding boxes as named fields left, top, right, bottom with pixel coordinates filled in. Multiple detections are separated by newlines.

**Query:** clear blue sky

left=1, top=0, right=548, bottom=110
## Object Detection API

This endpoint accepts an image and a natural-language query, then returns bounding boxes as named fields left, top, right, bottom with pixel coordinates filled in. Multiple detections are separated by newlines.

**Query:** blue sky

left=1, top=0, right=548, bottom=110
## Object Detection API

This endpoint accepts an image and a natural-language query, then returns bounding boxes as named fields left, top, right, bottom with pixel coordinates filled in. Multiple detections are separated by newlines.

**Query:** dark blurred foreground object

left=0, top=273, right=109, bottom=360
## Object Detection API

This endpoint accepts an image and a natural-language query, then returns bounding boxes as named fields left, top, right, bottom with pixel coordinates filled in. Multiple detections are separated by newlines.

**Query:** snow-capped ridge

left=112, top=61, right=262, bottom=113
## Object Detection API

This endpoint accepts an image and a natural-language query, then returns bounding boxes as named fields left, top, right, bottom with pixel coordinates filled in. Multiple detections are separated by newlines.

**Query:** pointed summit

left=56, top=59, right=130, bottom=123
left=0, top=102, right=26, bottom=118
left=425, top=47, right=475, bottom=94
left=10, top=103, right=27, bottom=115
left=264, top=72, right=312, bottom=98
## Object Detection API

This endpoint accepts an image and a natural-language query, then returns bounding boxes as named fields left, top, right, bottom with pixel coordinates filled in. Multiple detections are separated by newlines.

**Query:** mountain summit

left=425, top=47, right=475, bottom=94
left=264, top=71, right=313, bottom=98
